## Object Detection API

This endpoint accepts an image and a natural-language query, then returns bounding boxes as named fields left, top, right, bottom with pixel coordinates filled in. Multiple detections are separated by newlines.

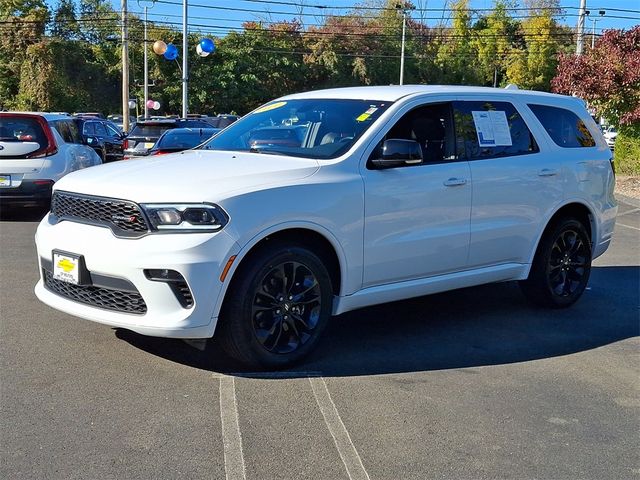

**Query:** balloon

left=163, top=44, right=178, bottom=60
left=152, top=101, right=161, bottom=111
left=196, top=44, right=210, bottom=57
left=199, top=38, right=215, bottom=54
left=152, top=40, right=167, bottom=55
left=146, top=100, right=155, bottom=109
left=128, top=100, right=137, bottom=109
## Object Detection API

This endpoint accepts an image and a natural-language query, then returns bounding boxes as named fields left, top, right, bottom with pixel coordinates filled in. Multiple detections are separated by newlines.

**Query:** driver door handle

left=443, top=177, right=467, bottom=187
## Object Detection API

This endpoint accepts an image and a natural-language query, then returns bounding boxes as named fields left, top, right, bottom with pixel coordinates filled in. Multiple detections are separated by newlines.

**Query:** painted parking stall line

left=219, top=376, right=247, bottom=480
left=309, top=376, right=371, bottom=480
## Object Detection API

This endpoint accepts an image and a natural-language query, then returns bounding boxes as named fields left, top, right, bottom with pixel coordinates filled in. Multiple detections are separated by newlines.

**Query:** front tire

left=218, top=242, right=333, bottom=369
left=520, top=218, right=592, bottom=308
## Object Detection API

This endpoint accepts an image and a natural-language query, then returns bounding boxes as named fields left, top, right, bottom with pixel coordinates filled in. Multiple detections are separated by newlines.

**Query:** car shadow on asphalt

left=115, top=265, right=640, bottom=377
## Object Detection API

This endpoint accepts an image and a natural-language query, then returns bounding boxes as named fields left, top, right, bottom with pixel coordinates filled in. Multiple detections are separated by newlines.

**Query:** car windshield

left=200, top=99, right=391, bottom=159
left=156, top=129, right=219, bottom=150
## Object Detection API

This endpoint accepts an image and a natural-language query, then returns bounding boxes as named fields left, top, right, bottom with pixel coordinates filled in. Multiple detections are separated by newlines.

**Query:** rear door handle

left=443, top=177, right=467, bottom=187
left=538, top=168, right=558, bottom=177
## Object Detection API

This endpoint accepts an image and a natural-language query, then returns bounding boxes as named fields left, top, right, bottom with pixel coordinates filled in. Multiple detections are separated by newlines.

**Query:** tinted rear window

left=129, top=124, right=174, bottom=137
left=528, top=104, right=596, bottom=148
left=157, top=130, right=218, bottom=149
left=0, top=116, right=47, bottom=149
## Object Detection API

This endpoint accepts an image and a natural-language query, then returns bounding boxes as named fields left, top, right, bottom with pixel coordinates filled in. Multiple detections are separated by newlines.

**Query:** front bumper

left=34, top=216, right=240, bottom=338
left=0, top=180, right=54, bottom=207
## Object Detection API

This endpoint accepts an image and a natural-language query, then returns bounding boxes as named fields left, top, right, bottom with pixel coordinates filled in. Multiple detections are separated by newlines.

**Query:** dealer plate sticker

left=0, top=175, right=10, bottom=187
left=53, top=252, right=80, bottom=285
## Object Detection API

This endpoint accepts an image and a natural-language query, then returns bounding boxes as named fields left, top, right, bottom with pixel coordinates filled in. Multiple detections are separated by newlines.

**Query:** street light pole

left=588, top=10, right=605, bottom=49
left=396, top=3, right=414, bottom=86
left=182, top=0, right=188, bottom=118
left=121, top=0, right=130, bottom=132
left=143, top=4, right=149, bottom=118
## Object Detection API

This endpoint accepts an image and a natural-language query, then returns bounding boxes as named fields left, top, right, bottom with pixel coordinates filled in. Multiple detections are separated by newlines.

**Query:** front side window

left=453, top=101, right=539, bottom=160
left=528, top=104, right=596, bottom=148
left=368, top=102, right=455, bottom=166
left=201, top=99, right=391, bottom=160
left=83, top=122, right=95, bottom=135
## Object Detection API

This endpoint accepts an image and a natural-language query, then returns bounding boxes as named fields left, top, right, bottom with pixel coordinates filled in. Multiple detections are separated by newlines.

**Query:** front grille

left=44, top=271, right=147, bottom=314
left=50, top=191, right=149, bottom=236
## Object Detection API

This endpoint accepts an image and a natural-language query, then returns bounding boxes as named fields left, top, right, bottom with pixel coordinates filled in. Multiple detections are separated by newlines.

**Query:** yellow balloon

left=153, top=40, right=167, bottom=55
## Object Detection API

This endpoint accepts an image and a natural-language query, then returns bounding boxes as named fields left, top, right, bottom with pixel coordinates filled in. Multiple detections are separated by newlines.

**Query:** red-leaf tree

left=551, top=26, right=640, bottom=127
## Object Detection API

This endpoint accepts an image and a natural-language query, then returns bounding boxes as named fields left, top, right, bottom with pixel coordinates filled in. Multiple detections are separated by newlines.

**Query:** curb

left=615, top=192, right=640, bottom=208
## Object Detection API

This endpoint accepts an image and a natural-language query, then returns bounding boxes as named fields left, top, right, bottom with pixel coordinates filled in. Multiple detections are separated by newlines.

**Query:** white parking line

left=219, top=376, right=247, bottom=480
left=309, top=376, right=371, bottom=480
left=617, top=222, right=640, bottom=231
left=618, top=207, right=640, bottom=217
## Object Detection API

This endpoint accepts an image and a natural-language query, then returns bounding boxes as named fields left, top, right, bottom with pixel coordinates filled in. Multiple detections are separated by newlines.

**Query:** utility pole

left=182, top=0, right=188, bottom=118
left=576, top=0, right=587, bottom=55
left=121, top=0, right=130, bottom=132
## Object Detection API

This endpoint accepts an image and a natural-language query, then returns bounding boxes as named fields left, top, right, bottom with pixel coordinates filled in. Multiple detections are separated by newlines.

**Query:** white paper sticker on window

left=471, top=110, right=512, bottom=146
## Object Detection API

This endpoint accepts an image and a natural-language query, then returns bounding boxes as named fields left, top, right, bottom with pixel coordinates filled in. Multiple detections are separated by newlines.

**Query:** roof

left=1, top=111, right=74, bottom=121
left=281, top=84, right=575, bottom=103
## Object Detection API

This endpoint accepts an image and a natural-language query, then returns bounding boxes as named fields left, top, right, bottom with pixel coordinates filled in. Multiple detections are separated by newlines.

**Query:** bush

left=614, top=126, right=640, bottom=176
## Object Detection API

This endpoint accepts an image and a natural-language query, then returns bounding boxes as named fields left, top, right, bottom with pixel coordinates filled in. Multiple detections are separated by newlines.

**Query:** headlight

left=141, top=203, right=229, bottom=232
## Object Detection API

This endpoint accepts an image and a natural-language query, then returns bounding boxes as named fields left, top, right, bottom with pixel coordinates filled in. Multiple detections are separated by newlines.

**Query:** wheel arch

left=527, top=200, right=596, bottom=269
left=212, top=223, right=347, bottom=324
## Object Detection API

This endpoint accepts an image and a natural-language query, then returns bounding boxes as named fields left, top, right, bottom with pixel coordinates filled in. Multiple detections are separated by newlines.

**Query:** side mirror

left=84, top=136, right=99, bottom=146
left=370, top=139, right=423, bottom=169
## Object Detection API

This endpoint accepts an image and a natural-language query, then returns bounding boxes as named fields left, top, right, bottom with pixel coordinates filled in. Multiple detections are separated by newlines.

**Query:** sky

left=46, top=0, right=640, bottom=37
left=123, top=0, right=639, bottom=33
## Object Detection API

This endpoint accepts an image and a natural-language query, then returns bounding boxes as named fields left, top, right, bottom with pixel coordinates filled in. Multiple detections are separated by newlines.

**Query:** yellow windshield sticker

left=254, top=101, right=287, bottom=114
left=356, top=107, right=378, bottom=122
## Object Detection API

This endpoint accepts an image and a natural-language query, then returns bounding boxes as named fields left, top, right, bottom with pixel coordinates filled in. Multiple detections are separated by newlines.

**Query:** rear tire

left=520, top=218, right=592, bottom=308
left=217, top=242, right=333, bottom=369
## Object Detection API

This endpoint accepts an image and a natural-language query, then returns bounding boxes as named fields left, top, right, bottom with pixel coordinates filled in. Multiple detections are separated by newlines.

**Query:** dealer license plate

left=52, top=251, right=80, bottom=285
left=0, top=175, right=10, bottom=187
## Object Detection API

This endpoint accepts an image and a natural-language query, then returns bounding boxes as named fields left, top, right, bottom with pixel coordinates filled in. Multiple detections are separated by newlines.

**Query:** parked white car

left=34, top=86, right=617, bottom=368
left=0, top=112, right=101, bottom=208
left=603, top=126, right=617, bottom=148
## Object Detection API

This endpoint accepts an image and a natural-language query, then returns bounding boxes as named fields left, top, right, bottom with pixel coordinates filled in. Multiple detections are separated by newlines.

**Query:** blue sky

left=48, top=0, right=639, bottom=36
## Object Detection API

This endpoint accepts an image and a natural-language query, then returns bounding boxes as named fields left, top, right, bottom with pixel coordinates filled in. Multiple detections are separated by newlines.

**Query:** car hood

left=53, top=150, right=320, bottom=203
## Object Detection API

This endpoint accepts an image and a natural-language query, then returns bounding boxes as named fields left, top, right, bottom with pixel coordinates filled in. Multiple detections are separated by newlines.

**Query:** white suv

left=34, top=86, right=617, bottom=368
left=0, top=112, right=101, bottom=208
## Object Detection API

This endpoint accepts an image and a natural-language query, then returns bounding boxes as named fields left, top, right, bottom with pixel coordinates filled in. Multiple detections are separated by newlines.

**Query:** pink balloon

left=146, top=100, right=155, bottom=109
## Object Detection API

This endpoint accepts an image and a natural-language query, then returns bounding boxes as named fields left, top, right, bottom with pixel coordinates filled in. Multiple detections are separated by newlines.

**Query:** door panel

left=361, top=101, right=472, bottom=288
left=452, top=99, right=563, bottom=267
left=362, top=162, right=472, bottom=287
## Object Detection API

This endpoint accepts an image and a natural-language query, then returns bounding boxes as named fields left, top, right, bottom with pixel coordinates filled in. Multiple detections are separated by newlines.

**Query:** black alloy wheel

left=520, top=218, right=592, bottom=308
left=251, top=261, right=322, bottom=354
left=218, top=242, right=333, bottom=369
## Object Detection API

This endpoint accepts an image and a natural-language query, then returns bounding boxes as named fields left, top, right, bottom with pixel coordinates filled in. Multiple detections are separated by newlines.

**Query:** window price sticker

left=472, top=110, right=512, bottom=146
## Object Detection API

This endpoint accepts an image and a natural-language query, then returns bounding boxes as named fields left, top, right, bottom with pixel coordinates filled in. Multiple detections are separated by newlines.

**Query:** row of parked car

left=0, top=112, right=236, bottom=208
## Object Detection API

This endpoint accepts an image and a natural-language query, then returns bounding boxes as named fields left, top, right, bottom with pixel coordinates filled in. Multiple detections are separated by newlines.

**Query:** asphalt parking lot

left=1, top=200, right=638, bottom=480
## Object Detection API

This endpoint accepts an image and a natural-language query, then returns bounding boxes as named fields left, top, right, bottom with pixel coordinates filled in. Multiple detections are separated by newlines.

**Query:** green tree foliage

left=51, top=0, right=78, bottom=40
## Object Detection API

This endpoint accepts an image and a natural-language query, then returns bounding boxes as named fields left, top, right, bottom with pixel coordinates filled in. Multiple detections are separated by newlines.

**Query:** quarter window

left=528, top=104, right=595, bottom=148
left=453, top=101, right=539, bottom=160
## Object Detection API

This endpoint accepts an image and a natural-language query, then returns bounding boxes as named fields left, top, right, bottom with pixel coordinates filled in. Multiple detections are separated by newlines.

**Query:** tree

left=51, top=0, right=79, bottom=40
left=552, top=26, right=640, bottom=128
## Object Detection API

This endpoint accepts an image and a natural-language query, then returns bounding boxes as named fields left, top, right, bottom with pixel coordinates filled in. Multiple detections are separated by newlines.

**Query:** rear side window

left=0, top=116, right=47, bottom=149
left=528, top=104, right=596, bottom=148
left=53, top=120, right=82, bottom=144
left=453, top=101, right=539, bottom=160
left=83, top=122, right=95, bottom=135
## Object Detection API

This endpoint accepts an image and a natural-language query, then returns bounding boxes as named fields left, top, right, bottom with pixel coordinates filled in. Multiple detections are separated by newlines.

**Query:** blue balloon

left=163, top=43, right=178, bottom=60
left=199, top=38, right=215, bottom=54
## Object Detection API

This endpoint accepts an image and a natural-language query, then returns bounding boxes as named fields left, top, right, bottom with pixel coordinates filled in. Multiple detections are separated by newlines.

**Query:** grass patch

left=614, top=127, right=640, bottom=176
